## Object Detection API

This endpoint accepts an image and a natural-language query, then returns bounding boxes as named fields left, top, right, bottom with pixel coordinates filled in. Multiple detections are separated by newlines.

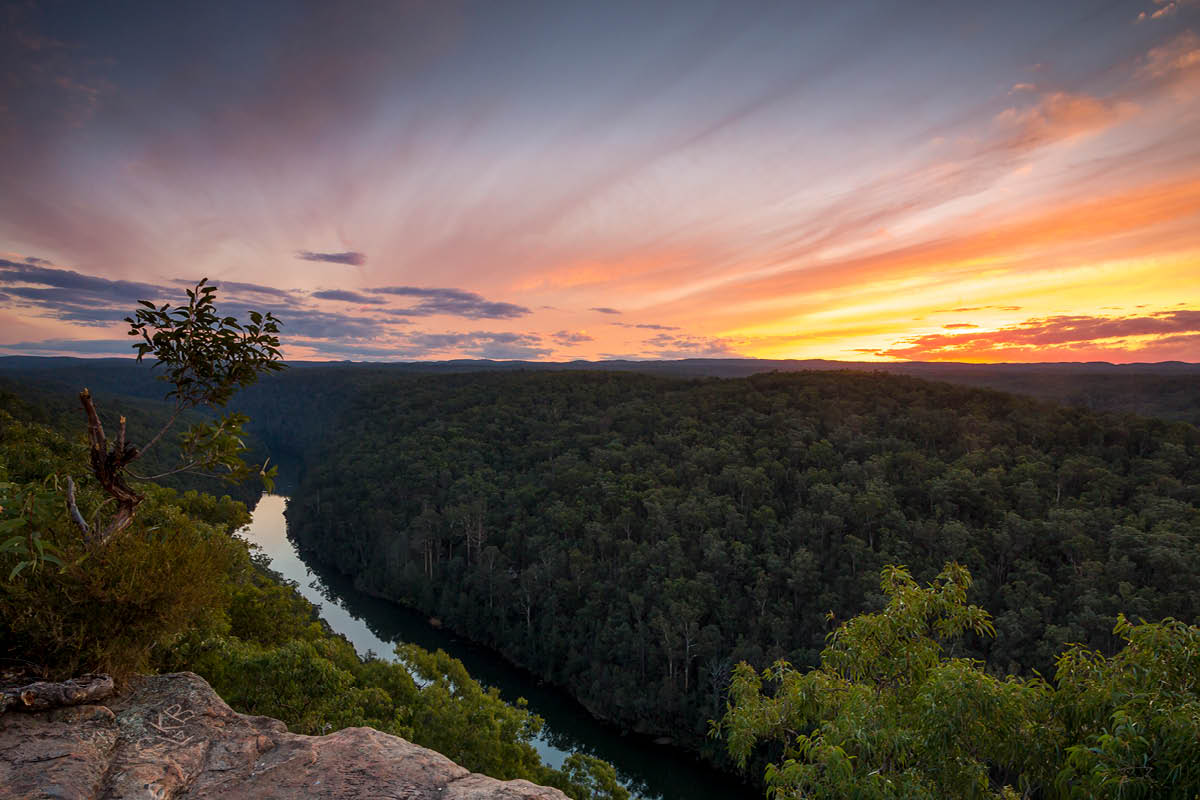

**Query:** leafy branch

left=0, top=478, right=66, bottom=580
left=66, top=278, right=284, bottom=546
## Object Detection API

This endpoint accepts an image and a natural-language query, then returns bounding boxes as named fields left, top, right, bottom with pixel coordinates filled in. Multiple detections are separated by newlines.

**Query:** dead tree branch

left=0, top=674, right=115, bottom=714
left=64, top=475, right=89, bottom=539
left=79, top=389, right=143, bottom=545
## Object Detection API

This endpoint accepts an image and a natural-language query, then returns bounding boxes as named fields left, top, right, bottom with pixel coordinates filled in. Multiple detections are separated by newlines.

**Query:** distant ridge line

left=3, top=355, right=1198, bottom=375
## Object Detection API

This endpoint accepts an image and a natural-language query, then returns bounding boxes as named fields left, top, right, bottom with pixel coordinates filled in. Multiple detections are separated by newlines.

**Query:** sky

left=2, top=0, right=1199, bottom=363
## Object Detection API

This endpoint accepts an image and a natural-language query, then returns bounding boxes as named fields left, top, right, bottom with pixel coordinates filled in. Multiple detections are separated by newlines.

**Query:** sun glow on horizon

left=1, top=2, right=1199, bottom=363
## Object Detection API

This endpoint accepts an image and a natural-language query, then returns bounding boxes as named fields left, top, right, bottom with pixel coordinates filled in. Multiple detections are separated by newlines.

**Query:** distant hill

left=4, top=355, right=1199, bottom=427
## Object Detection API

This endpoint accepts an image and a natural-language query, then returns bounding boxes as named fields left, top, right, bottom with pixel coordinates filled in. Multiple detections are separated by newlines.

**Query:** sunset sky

left=2, top=0, right=1199, bottom=363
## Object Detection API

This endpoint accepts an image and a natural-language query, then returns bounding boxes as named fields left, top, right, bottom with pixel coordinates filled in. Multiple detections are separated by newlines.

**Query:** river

left=239, top=493, right=754, bottom=800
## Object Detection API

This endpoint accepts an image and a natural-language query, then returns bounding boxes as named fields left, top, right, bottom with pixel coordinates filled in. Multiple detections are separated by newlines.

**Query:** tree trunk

left=78, top=389, right=143, bottom=544
left=1, top=674, right=114, bottom=713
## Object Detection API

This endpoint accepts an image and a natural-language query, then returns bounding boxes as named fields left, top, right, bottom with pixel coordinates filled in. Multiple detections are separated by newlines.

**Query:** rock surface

left=0, top=671, right=568, bottom=800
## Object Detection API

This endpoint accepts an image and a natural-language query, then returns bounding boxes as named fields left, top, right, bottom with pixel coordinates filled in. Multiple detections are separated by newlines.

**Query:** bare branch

left=78, top=389, right=143, bottom=546
left=64, top=475, right=90, bottom=541
left=126, top=461, right=203, bottom=482
left=79, top=388, right=106, bottom=454
left=137, top=404, right=183, bottom=459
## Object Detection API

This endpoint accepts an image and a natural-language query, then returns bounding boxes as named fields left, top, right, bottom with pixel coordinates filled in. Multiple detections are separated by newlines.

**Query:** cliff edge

left=0, top=671, right=567, bottom=800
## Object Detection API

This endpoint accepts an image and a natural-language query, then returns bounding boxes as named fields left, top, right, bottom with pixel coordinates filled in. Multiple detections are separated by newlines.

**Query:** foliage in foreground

left=0, top=407, right=626, bottom=800
left=715, top=564, right=1200, bottom=800
left=0, top=408, right=246, bottom=677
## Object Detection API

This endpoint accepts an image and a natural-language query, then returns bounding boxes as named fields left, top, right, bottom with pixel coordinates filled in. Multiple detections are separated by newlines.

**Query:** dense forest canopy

left=274, top=370, right=1200, bottom=756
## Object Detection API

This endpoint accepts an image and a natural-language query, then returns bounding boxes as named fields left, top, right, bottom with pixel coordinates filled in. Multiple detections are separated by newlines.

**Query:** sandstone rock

left=0, top=672, right=568, bottom=800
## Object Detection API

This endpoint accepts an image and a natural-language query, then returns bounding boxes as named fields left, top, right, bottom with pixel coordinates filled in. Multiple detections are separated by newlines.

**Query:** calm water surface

left=239, top=494, right=754, bottom=800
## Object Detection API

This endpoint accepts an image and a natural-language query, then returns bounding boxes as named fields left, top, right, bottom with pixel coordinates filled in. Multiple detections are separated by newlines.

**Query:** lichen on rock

left=0, top=672, right=567, bottom=800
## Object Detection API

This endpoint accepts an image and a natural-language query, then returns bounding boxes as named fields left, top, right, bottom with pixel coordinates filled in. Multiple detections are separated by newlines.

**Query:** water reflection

left=239, top=494, right=754, bottom=800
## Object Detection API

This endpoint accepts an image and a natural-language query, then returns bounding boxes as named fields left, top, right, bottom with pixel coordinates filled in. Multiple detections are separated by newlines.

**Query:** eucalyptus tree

left=67, top=278, right=283, bottom=544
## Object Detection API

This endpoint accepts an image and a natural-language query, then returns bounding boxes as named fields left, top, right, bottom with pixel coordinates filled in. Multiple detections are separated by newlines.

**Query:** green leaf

left=1, top=534, right=26, bottom=552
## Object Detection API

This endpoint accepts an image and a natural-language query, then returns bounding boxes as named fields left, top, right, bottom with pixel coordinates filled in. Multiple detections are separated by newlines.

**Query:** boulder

left=0, top=671, right=567, bottom=800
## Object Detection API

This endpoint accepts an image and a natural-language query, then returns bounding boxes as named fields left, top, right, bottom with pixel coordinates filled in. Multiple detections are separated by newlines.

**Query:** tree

left=715, top=564, right=1200, bottom=799
left=714, top=563, right=1046, bottom=800
left=68, top=278, right=283, bottom=544
left=1054, top=614, right=1200, bottom=799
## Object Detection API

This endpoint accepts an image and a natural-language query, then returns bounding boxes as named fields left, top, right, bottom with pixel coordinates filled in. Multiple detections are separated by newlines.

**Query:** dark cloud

left=0, top=257, right=431, bottom=344
left=367, top=287, right=530, bottom=319
left=0, top=260, right=173, bottom=325
left=612, top=322, right=680, bottom=330
left=38, top=304, right=133, bottom=327
left=0, top=260, right=167, bottom=301
left=312, top=289, right=387, bottom=305
left=232, top=306, right=385, bottom=340
left=0, top=338, right=131, bottom=355
left=943, top=323, right=979, bottom=329
left=874, top=309, right=1200, bottom=359
left=551, top=330, right=594, bottom=345
left=23, top=256, right=52, bottom=266
left=296, top=250, right=367, bottom=266
left=172, top=278, right=299, bottom=301
left=590, top=307, right=622, bottom=315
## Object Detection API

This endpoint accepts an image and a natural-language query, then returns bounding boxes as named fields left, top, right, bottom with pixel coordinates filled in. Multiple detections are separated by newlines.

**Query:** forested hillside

left=0, top=375, right=264, bottom=505
left=0, top=397, right=627, bottom=800
left=284, top=370, right=1200, bottom=753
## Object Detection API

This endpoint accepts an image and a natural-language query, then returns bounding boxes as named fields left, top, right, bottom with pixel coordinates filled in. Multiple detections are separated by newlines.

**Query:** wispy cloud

left=1139, top=31, right=1200, bottom=79
left=642, top=333, right=740, bottom=359
left=612, top=322, right=681, bottom=330
left=404, top=331, right=550, bottom=359
left=1136, top=0, right=1197, bottom=22
left=368, top=287, right=530, bottom=319
left=312, top=289, right=387, bottom=305
left=551, top=330, right=594, bottom=345
left=935, top=306, right=1023, bottom=314
left=590, top=307, right=622, bottom=315
left=993, top=90, right=1136, bottom=147
left=296, top=250, right=367, bottom=266
left=173, top=278, right=300, bottom=301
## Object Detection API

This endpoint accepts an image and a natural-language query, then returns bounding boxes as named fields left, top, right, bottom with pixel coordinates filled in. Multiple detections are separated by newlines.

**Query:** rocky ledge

left=0, top=671, right=567, bottom=800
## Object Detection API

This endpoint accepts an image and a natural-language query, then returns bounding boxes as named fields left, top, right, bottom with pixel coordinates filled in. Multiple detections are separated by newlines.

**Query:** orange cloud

left=1140, top=30, right=1200, bottom=78
left=676, top=174, right=1200, bottom=320
left=510, top=250, right=702, bottom=295
left=871, top=310, right=1200, bottom=361
left=993, top=90, right=1136, bottom=146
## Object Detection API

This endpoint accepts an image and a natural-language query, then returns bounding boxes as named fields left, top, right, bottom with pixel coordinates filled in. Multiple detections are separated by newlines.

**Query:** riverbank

left=239, top=494, right=755, bottom=800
